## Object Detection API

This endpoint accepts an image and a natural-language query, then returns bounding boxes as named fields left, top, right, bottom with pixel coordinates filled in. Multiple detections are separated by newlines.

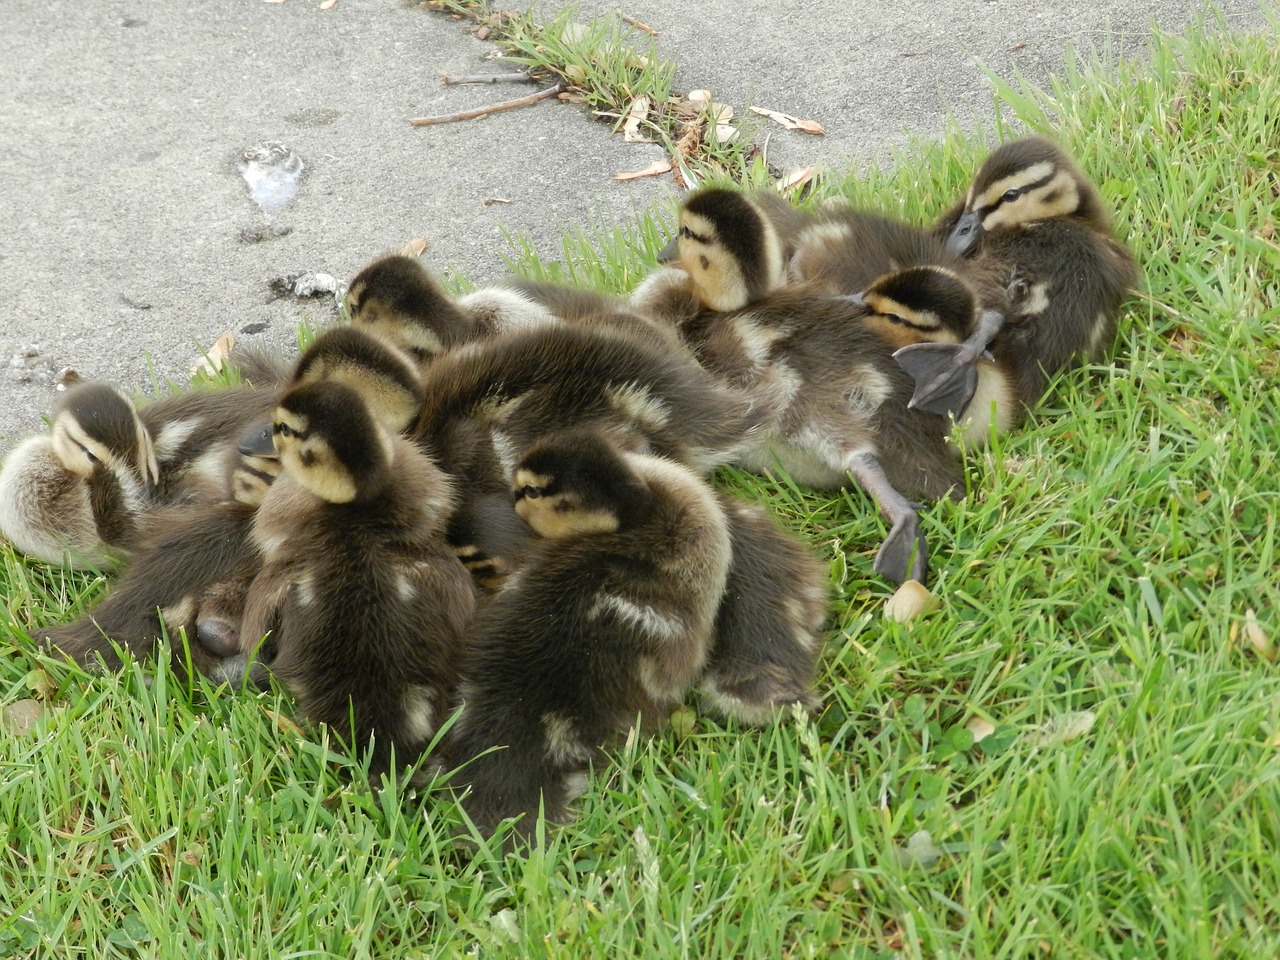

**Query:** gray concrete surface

left=0, top=0, right=1269, bottom=453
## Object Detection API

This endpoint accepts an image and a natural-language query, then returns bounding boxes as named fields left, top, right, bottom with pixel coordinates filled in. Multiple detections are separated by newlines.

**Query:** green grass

left=4, top=7, right=1280, bottom=958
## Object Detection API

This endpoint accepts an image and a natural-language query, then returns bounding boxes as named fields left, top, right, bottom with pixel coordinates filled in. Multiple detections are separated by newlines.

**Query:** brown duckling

left=907, top=136, right=1138, bottom=415
left=642, top=186, right=972, bottom=583
left=345, top=254, right=557, bottom=364
left=701, top=495, right=830, bottom=724
left=442, top=428, right=732, bottom=839
left=229, top=379, right=475, bottom=779
left=412, top=322, right=762, bottom=493
left=0, top=382, right=158, bottom=568
left=36, top=500, right=261, bottom=675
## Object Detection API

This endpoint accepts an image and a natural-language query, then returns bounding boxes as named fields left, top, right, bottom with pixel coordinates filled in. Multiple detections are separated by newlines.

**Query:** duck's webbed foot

left=847, top=451, right=929, bottom=585
left=893, top=308, right=1006, bottom=419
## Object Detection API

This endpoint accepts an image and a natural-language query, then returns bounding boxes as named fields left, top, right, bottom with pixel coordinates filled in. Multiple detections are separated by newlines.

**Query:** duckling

left=0, top=382, right=158, bottom=568
left=0, top=353, right=288, bottom=569
left=345, top=254, right=557, bottom=364
left=859, top=265, right=1019, bottom=445
left=701, top=495, right=830, bottom=725
left=787, top=204, right=958, bottom=297
left=644, top=187, right=969, bottom=583
left=446, top=490, right=538, bottom=593
left=35, top=499, right=261, bottom=674
left=230, top=379, right=475, bottom=779
left=442, top=427, right=732, bottom=838
left=291, top=326, right=425, bottom=433
left=907, top=136, right=1137, bottom=415
left=413, top=322, right=762, bottom=493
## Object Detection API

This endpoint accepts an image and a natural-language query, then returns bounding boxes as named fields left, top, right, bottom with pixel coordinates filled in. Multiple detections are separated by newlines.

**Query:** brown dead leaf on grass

left=400, top=237, right=428, bottom=257
left=776, top=166, right=816, bottom=197
left=750, top=105, right=825, bottom=135
left=622, top=95, right=652, bottom=142
left=261, top=704, right=305, bottom=737
left=190, top=332, right=235, bottom=378
left=883, top=579, right=939, bottom=623
left=1033, top=710, right=1096, bottom=746
left=614, top=157, right=672, bottom=181
left=1242, top=608, right=1275, bottom=661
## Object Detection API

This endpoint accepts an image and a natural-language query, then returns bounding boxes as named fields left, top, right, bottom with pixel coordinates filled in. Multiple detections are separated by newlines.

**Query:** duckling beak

left=237, top=420, right=278, bottom=457
left=655, top=236, right=681, bottom=263
left=945, top=212, right=983, bottom=257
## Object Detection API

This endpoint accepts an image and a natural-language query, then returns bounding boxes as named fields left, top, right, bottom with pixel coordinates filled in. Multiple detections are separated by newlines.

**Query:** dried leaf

left=481, top=197, right=511, bottom=207
left=1033, top=710, right=1096, bottom=746
left=965, top=717, right=997, bottom=743
left=1244, top=608, right=1274, bottom=661
left=190, top=332, right=235, bottom=378
left=400, top=237, right=428, bottom=257
left=473, top=24, right=490, bottom=40
left=686, top=89, right=712, bottom=107
left=319, top=0, right=338, bottom=9
left=563, top=64, right=587, bottom=86
left=261, top=704, right=304, bottom=736
left=776, top=166, right=816, bottom=196
left=2, top=699, right=45, bottom=736
left=622, top=95, right=652, bottom=142
left=712, top=123, right=738, bottom=142
left=613, top=157, right=672, bottom=181
left=893, top=829, right=945, bottom=868
left=883, top=579, right=939, bottom=623
left=750, top=105, right=825, bottom=135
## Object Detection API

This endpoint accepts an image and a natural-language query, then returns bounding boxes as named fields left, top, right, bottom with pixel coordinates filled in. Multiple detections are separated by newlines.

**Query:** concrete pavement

left=0, top=0, right=1268, bottom=451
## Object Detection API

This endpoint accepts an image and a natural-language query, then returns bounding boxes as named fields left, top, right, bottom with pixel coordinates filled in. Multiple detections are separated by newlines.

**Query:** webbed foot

left=893, top=342, right=981, bottom=418
left=873, top=511, right=928, bottom=585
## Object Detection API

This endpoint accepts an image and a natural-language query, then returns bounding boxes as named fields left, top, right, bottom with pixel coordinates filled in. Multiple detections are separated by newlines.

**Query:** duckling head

left=859, top=265, right=978, bottom=341
left=511, top=428, right=654, bottom=539
left=292, top=327, right=424, bottom=434
left=946, top=137, right=1106, bottom=256
left=678, top=187, right=787, bottom=312
left=50, top=382, right=159, bottom=492
left=273, top=380, right=395, bottom=504
left=345, top=254, right=478, bottom=363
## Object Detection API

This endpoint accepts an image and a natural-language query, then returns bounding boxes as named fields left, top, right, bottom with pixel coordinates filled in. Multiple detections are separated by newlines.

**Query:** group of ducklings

left=0, top=135, right=1135, bottom=842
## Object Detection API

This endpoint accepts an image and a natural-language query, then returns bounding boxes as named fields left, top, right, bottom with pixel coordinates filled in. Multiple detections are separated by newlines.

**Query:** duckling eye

left=521, top=485, right=542, bottom=500
left=1001, top=188, right=1021, bottom=203
left=276, top=423, right=292, bottom=439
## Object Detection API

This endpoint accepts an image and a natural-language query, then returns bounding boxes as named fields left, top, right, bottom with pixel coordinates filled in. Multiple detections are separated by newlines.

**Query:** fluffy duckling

left=643, top=186, right=968, bottom=583
left=345, top=254, right=556, bottom=363
left=787, top=204, right=957, bottom=296
left=446, top=490, right=537, bottom=593
left=700, top=495, right=830, bottom=725
left=909, top=136, right=1137, bottom=413
left=443, top=428, right=732, bottom=839
left=0, top=382, right=158, bottom=568
left=0, top=351, right=284, bottom=568
left=859, top=265, right=1018, bottom=445
left=36, top=500, right=261, bottom=674
left=413, top=322, right=762, bottom=492
left=231, top=379, right=475, bottom=779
